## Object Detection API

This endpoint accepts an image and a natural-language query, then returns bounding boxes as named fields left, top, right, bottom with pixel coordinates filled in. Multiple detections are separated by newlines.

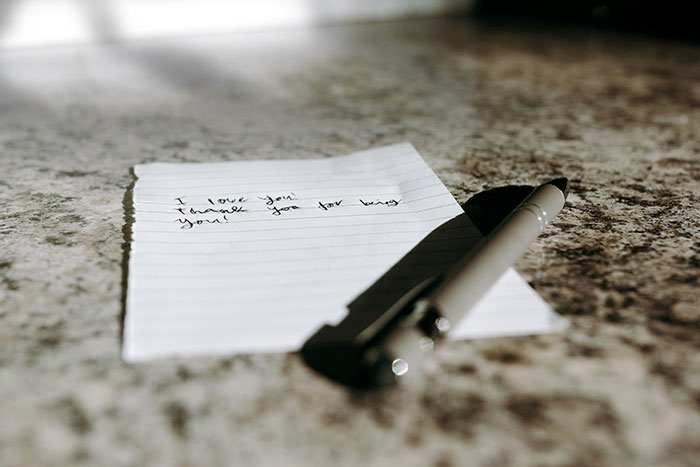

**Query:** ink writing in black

left=318, top=200, right=343, bottom=211
left=175, top=206, right=246, bottom=215
left=268, top=205, right=301, bottom=216
left=172, top=192, right=403, bottom=226
left=358, top=198, right=401, bottom=207
left=259, top=193, right=297, bottom=206
left=208, top=197, right=248, bottom=205
left=176, top=216, right=229, bottom=230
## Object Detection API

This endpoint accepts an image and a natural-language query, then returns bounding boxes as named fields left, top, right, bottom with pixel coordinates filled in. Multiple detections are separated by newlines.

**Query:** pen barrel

left=429, top=183, right=565, bottom=326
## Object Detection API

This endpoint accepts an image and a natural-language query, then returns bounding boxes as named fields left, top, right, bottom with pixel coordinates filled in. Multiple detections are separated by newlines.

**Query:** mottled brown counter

left=0, top=18, right=698, bottom=467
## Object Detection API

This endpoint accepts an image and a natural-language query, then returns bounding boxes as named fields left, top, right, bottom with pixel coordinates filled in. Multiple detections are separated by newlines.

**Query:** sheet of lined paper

left=123, top=142, right=566, bottom=361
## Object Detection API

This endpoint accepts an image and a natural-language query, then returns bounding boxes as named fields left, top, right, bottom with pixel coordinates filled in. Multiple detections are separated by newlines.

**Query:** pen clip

left=355, top=275, right=440, bottom=345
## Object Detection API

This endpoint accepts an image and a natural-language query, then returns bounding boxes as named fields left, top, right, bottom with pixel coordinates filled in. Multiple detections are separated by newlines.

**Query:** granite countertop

left=1, top=17, right=698, bottom=467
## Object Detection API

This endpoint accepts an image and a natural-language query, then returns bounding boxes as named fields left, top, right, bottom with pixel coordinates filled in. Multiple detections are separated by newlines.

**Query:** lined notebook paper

left=124, top=142, right=567, bottom=361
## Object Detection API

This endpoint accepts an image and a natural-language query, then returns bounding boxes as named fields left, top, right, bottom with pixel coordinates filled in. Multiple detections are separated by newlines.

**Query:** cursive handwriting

left=259, top=193, right=297, bottom=206
left=319, top=200, right=343, bottom=211
left=172, top=192, right=405, bottom=227
left=176, top=206, right=246, bottom=215
left=358, top=198, right=401, bottom=207
left=208, top=196, right=248, bottom=205
left=268, top=205, right=300, bottom=216
left=176, top=216, right=229, bottom=230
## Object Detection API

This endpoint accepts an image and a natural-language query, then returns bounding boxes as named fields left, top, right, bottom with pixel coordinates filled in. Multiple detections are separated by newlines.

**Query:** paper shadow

left=119, top=170, right=136, bottom=351
left=462, top=184, right=534, bottom=235
left=334, top=184, right=534, bottom=342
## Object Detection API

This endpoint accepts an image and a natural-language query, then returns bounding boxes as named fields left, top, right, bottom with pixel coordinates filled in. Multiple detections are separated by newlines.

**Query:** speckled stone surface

left=1, top=18, right=699, bottom=467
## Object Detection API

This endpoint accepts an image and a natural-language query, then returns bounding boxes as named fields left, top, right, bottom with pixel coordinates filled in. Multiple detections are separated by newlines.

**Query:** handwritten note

left=123, top=142, right=566, bottom=361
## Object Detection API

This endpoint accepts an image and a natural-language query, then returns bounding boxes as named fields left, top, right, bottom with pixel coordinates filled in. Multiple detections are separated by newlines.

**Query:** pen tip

left=547, top=178, right=570, bottom=198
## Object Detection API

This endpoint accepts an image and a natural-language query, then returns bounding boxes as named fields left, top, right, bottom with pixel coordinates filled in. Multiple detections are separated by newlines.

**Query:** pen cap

left=430, top=183, right=566, bottom=325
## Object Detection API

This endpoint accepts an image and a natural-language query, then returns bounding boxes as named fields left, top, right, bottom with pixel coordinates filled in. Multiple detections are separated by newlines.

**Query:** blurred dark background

left=475, top=0, right=700, bottom=40
left=1, top=0, right=698, bottom=52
